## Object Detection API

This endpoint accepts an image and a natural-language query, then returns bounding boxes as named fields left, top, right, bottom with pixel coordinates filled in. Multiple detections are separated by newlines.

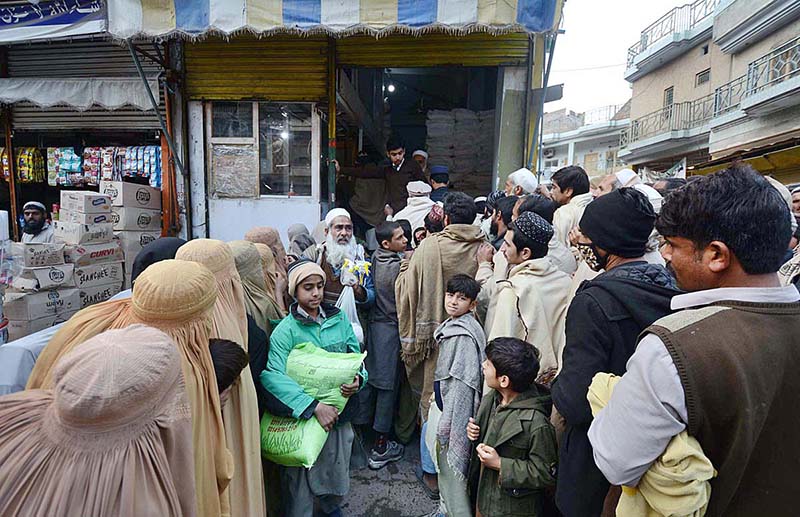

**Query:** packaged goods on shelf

left=82, top=147, right=101, bottom=186
left=0, top=148, right=9, bottom=181
left=15, top=147, right=45, bottom=184
left=122, top=146, right=162, bottom=188
left=47, top=148, right=83, bottom=186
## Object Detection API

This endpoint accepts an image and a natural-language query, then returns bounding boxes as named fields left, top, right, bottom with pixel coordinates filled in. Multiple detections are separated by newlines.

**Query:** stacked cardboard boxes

left=5, top=241, right=80, bottom=341
left=57, top=191, right=124, bottom=313
left=100, top=181, right=161, bottom=288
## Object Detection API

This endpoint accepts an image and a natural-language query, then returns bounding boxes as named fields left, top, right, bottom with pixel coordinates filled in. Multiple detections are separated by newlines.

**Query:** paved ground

left=343, top=431, right=439, bottom=517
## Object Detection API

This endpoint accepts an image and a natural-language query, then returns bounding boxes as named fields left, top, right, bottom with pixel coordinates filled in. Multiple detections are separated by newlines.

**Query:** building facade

left=541, top=103, right=630, bottom=180
left=620, top=0, right=800, bottom=182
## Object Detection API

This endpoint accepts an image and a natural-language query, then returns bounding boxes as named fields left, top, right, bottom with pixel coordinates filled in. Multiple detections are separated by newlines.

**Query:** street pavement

left=343, top=431, right=439, bottom=516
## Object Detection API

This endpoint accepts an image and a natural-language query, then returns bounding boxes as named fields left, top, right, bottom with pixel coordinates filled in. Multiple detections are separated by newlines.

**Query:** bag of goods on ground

left=260, top=342, right=366, bottom=467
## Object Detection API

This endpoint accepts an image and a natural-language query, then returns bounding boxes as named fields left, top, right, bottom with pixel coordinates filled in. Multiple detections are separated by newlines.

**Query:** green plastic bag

left=260, top=342, right=366, bottom=467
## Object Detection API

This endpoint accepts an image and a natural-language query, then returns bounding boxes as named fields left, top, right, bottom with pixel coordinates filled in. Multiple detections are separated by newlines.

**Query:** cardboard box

left=4, top=288, right=80, bottom=320
left=100, top=181, right=161, bottom=209
left=7, top=310, right=78, bottom=342
left=110, top=207, right=161, bottom=231
left=73, top=261, right=124, bottom=289
left=10, top=264, right=75, bottom=291
left=78, top=282, right=123, bottom=309
left=64, top=241, right=124, bottom=267
left=60, top=191, right=112, bottom=214
left=117, top=231, right=160, bottom=261
left=54, top=221, right=114, bottom=245
left=12, top=242, right=65, bottom=267
left=58, top=210, right=113, bottom=225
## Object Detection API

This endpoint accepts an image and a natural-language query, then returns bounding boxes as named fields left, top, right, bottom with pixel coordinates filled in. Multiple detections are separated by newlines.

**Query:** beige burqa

left=253, top=242, right=287, bottom=313
left=229, top=240, right=285, bottom=332
left=0, top=325, right=197, bottom=517
left=175, top=239, right=266, bottom=517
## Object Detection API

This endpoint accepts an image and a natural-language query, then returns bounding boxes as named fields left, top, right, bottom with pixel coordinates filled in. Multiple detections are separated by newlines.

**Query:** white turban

left=412, top=150, right=429, bottom=160
left=325, top=208, right=351, bottom=227
left=508, top=168, right=538, bottom=194
left=407, top=180, right=432, bottom=197
left=632, top=184, right=663, bottom=214
left=615, top=168, right=640, bottom=187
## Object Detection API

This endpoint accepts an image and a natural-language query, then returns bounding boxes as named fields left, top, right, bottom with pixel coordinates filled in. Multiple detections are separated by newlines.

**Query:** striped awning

left=107, top=0, right=562, bottom=39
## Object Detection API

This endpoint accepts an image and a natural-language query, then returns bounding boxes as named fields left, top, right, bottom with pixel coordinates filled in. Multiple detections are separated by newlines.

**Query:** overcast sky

left=547, top=0, right=687, bottom=114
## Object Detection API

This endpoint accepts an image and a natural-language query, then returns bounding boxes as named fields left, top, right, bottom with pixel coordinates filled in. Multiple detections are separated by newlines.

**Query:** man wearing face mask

left=550, top=187, right=680, bottom=517
left=21, top=201, right=55, bottom=243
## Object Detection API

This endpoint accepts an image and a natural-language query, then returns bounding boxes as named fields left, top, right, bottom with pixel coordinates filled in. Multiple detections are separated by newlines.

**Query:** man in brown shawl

left=396, top=191, right=485, bottom=426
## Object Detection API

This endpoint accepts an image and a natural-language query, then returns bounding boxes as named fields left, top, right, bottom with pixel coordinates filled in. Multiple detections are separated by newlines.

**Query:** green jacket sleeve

left=498, top=420, right=558, bottom=490
left=261, top=322, right=316, bottom=419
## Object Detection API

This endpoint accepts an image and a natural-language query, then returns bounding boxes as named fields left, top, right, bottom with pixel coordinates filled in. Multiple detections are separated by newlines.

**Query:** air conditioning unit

left=543, top=148, right=556, bottom=158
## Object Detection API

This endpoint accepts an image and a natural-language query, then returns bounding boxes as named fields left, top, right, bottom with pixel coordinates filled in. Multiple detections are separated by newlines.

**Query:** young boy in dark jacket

left=466, top=337, right=558, bottom=517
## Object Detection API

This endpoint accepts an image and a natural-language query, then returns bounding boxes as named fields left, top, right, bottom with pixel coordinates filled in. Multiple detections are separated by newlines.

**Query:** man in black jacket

left=551, top=188, right=681, bottom=516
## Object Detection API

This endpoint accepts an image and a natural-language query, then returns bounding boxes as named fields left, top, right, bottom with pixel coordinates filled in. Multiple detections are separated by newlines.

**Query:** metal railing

left=622, top=36, right=800, bottom=149
left=626, top=0, right=719, bottom=68
left=746, top=36, right=800, bottom=95
left=582, top=104, right=623, bottom=125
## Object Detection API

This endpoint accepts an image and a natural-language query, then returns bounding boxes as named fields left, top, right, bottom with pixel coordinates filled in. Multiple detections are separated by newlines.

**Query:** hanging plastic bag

left=336, top=285, right=363, bottom=345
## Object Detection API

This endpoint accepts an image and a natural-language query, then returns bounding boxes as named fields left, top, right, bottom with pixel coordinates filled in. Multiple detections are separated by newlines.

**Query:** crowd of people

left=1, top=136, right=800, bottom=517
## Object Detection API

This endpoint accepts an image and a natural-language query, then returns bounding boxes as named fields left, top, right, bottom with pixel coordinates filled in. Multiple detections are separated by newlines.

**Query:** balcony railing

left=622, top=36, right=800, bottom=149
left=582, top=104, right=623, bottom=125
left=626, top=0, right=719, bottom=68
left=746, top=36, right=800, bottom=95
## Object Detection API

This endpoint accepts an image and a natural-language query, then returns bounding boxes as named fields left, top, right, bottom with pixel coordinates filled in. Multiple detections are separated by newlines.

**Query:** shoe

left=368, top=439, right=404, bottom=470
left=414, top=465, right=440, bottom=500
left=321, top=508, right=343, bottom=517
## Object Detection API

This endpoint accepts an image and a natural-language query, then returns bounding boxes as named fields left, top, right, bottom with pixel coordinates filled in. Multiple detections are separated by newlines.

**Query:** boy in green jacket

left=261, top=260, right=367, bottom=517
left=466, top=337, right=558, bottom=517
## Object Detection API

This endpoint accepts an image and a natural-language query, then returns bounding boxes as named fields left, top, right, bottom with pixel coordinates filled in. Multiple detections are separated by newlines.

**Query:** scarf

left=434, top=314, right=487, bottom=480
left=396, top=224, right=485, bottom=367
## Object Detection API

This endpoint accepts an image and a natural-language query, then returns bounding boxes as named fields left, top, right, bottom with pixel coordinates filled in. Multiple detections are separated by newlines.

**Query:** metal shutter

left=185, top=36, right=329, bottom=101
left=336, top=33, right=530, bottom=68
left=7, top=38, right=165, bottom=130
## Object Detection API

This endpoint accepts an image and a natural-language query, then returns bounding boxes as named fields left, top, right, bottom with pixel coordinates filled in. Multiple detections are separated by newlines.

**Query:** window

left=212, top=102, right=254, bottom=138
left=258, top=103, right=313, bottom=196
left=702, top=44, right=709, bottom=55
left=208, top=101, right=317, bottom=198
left=696, top=69, right=710, bottom=86
left=544, top=159, right=559, bottom=168
left=663, top=86, right=674, bottom=107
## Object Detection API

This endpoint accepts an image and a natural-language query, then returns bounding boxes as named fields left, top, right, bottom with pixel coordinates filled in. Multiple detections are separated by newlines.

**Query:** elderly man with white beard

left=303, top=208, right=376, bottom=307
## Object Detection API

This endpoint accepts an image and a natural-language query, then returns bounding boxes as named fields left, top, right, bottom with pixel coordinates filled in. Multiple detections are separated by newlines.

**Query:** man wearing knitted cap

left=303, top=208, right=375, bottom=308
left=551, top=187, right=680, bottom=517
left=489, top=211, right=572, bottom=384
left=21, top=201, right=54, bottom=243
left=263, top=259, right=367, bottom=517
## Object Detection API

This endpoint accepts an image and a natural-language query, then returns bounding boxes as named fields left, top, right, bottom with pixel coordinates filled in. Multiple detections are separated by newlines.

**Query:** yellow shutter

left=336, top=32, right=530, bottom=68
left=185, top=36, right=329, bottom=101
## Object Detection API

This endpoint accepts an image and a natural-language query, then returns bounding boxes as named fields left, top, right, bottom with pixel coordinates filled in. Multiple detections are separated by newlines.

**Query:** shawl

left=396, top=224, right=485, bottom=367
left=489, top=258, right=572, bottom=377
left=588, top=373, right=715, bottom=517
left=0, top=325, right=196, bottom=517
left=229, top=240, right=285, bottom=333
left=779, top=244, right=800, bottom=287
left=175, top=239, right=266, bottom=517
left=433, top=314, right=487, bottom=481
left=391, top=196, right=437, bottom=234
